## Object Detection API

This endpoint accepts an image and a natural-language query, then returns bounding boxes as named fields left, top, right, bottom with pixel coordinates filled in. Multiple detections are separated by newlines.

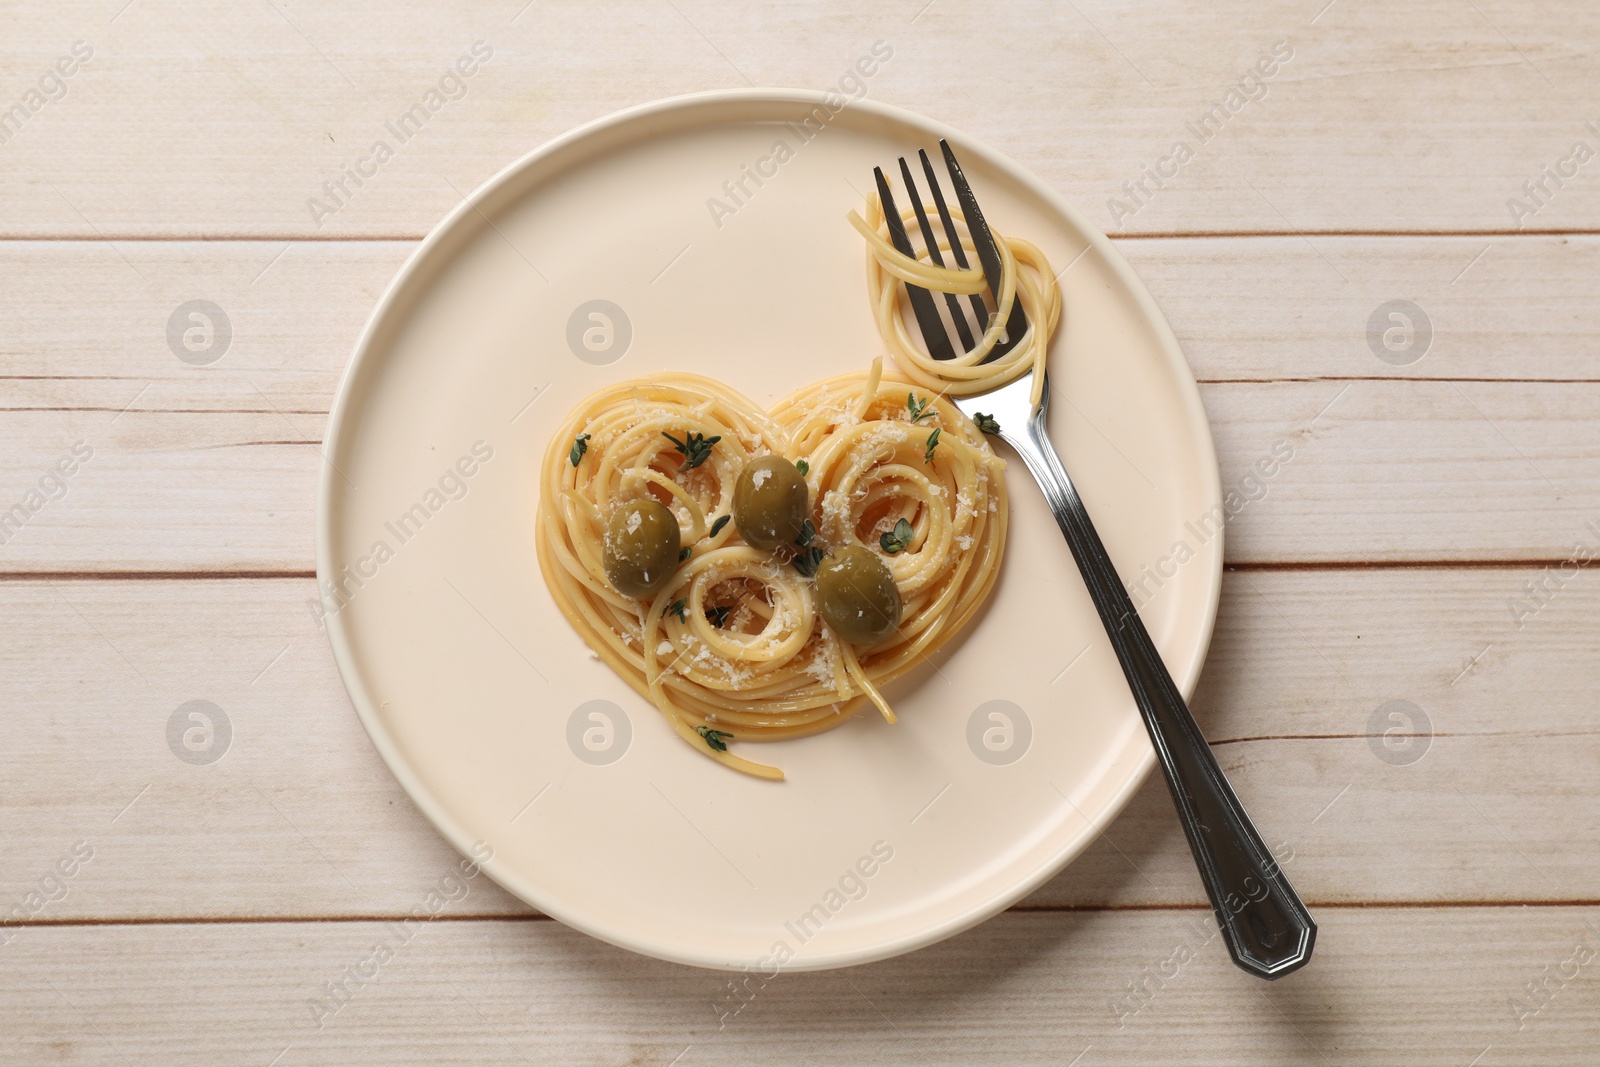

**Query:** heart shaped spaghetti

left=536, top=359, right=1008, bottom=779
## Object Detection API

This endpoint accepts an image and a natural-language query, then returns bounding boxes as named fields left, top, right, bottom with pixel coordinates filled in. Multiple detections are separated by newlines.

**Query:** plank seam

left=1, top=229, right=1598, bottom=241
left=6, top=899, right=1596, bottom=930
left=0, top=570, right=318, bottom=581
left=0, top=560, right=1576, bottom=582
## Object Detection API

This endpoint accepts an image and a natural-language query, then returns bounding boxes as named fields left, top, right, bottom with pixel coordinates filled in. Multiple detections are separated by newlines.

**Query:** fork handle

left=1004, top=405, right=1316, bottom=980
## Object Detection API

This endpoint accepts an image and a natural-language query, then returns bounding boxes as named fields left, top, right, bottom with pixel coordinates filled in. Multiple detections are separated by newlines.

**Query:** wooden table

left=3, top=1, right=1596, bottom=1062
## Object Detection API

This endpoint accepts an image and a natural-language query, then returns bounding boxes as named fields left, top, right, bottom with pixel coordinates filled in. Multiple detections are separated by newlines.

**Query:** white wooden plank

left=0, top=409, right=319, bottom=572
left=0, top=375, right=1591, bottom=570
left=3, top=236, right=1596, bottom=424
left=1117, top=235, right=1600, bottom=382
left=1, top=909, right=1592, bottom=1065
left=0, top=570, right=1593, bottom=922
left=1199, top=377, right=1597, bottom=564
left=0, top=241, right=413, bottom=416
left=1, top=2, right=1597, bottom=236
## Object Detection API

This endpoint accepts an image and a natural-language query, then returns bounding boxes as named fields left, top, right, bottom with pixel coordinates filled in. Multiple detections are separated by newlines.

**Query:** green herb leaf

left=795, top=459, right=810, bottom=476
left=923, top=427, right=942, bottom=465
left=793, top=546, right=826, bottom=577
left=666, top=597, right=688, bottom=623
left=705, top=605, right=731, bottom=628
left=794, top=518, right=815, bottom=548
left=679, top=546, right=693, bottom=562
left=662, top=430, right=721, bottom=471
left=907, top=392, right=935, bottom=423
left=697, top=725, right=733, bottom=752
left=708, top=514, right=730, bottom=538
left=879, top=518, right=914, bottom=555
left=569, top=433, right=591, bottom=466
left=973, top=412, right=1001, bottom=435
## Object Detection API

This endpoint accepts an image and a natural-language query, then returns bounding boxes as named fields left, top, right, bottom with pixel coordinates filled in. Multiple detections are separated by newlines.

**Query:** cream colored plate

left=318, top=90, right=1221, bottom=971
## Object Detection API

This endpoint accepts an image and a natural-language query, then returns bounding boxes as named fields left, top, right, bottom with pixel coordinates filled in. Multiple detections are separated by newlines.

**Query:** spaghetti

left=536, top=367, right=1007, bottom=779
left=848, top=184, right=1062, bottom=405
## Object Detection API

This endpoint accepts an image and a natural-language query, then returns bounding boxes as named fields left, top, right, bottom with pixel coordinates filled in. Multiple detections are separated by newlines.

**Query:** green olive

left=603, top=499, right=682, bottom=598
left=815, top=545, right=901, bottom=644
left=733, top=455, right=808, bottom=550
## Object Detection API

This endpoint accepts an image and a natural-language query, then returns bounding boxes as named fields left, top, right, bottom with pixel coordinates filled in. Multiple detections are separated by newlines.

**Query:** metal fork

left=877, top=140, right=1316, bottom=980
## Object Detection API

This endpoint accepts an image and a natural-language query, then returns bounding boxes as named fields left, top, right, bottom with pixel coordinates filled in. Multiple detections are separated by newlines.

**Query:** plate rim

left=316, top=87, right=1224, bottom=971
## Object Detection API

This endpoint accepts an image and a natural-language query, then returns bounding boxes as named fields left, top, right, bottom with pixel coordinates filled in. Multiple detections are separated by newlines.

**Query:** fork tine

left=898, top=156, right=977, bottom=353
left=919, top=149, right=990, bottom=342
left=939, top=139, right=1027, bottom=361
left=874, top=166, right=955, bottom=362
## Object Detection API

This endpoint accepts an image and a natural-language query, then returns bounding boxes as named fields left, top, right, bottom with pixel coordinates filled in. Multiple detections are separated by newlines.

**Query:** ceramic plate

left=318, top=89, right=1222, bottom=971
